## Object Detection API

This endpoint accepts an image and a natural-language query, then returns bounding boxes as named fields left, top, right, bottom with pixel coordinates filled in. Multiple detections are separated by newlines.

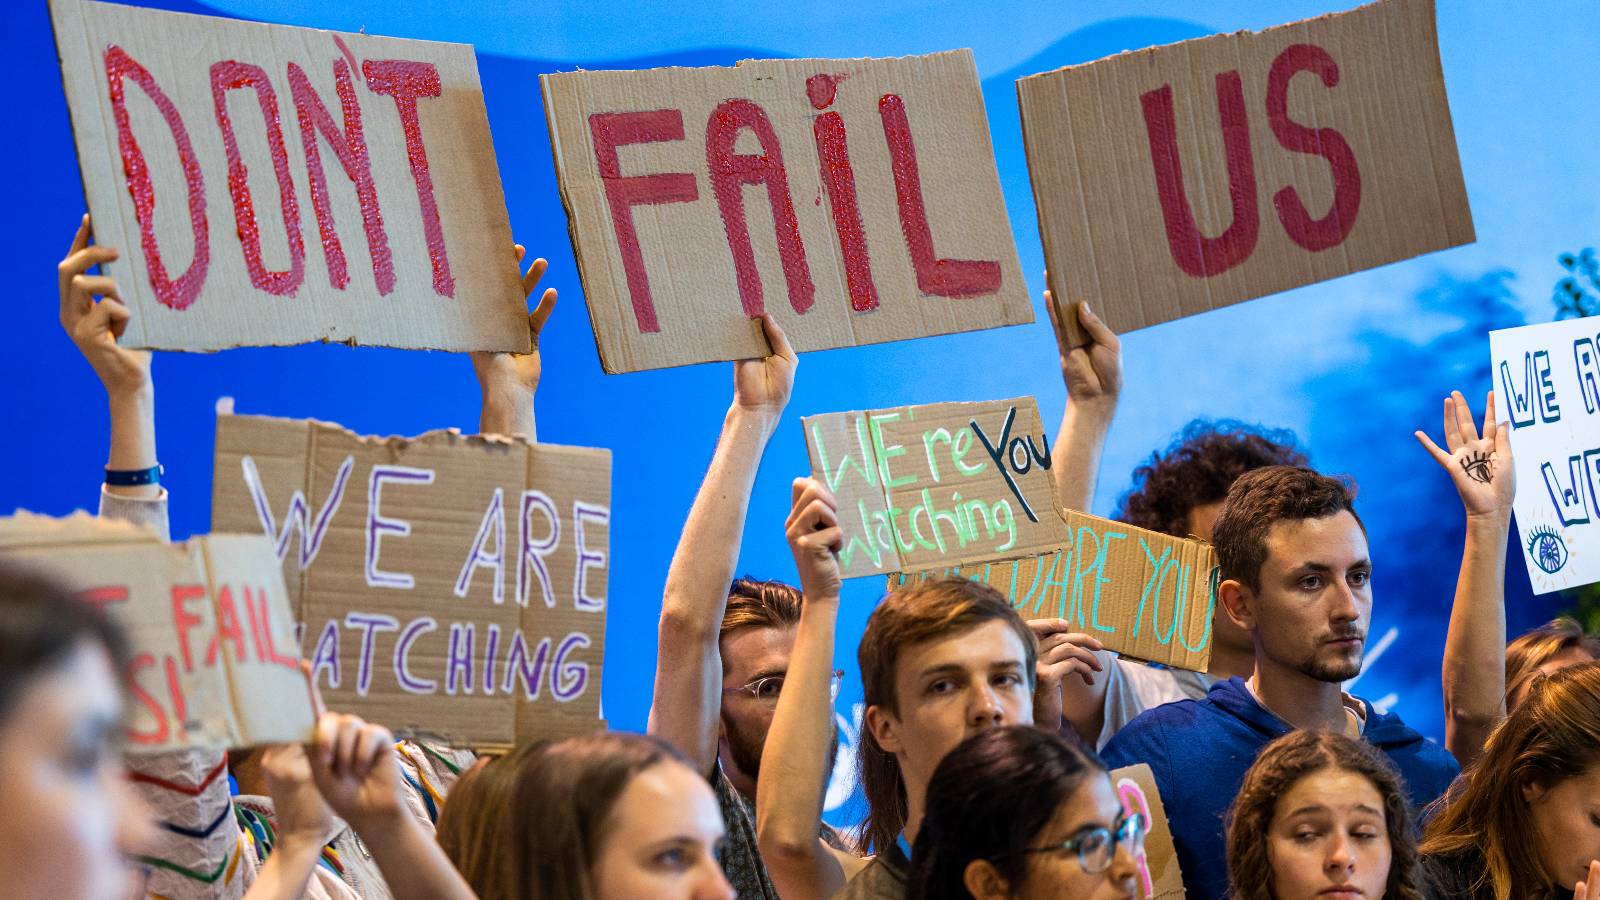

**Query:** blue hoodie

left=1100, top=677, right=1458, bottom=900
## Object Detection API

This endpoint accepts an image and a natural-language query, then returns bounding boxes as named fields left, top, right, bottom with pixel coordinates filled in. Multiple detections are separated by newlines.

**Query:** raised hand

left=1414, top=389, right=1515, bottom=520
left=1027, top=618, right=1104, bottom=731
left=59, top=214, right=149, bottom=398
left=786, top=477, right=842, bottom=603
left=471, top=244, right=558, bottom=438
left=1575, top=860, right=1600, bottom=900
left=733, top=314, right=798, bottom=416
left=1044, top=276, right=1122, bottom=418
left=260, top=742, right=336, bottom=847
left=306, top=712, right=403, bottom=838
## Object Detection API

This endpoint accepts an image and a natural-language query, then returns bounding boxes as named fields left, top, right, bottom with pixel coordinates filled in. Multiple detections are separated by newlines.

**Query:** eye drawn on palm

left=1414, top=390, right=1516, bottom=519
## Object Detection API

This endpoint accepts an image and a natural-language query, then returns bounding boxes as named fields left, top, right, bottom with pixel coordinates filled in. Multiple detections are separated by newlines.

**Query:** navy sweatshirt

left=1100, top=677, right=1459, bottom=900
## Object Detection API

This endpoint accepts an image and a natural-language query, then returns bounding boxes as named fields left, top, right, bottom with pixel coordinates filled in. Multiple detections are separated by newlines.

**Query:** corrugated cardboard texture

left=0, top=513, right=314, bottom=752
left=804, top=397, right=1062, bottom=578
left=49, top=0, right=527, bottom=352
left=542, top=50, right=1032, bottom=372
left=892, top=509, right=1215, bottom=672
left=211, top=413, right=609, bottom=747
left=1112, top=763, right=1185, bottom=900
left=1490, top=318, right=1600, bottom=595
left=1017, top=0, right=1473, bottom=341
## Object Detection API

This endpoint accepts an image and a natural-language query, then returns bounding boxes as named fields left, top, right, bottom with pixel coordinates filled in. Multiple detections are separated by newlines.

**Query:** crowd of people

left=7, top=214, right=1600, bottom=900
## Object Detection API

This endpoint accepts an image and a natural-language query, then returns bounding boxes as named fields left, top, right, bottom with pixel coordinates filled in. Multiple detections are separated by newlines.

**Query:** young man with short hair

left=1100, top=465, right=1460, bottom=900
left=758, top=478, right=1036, bottom=900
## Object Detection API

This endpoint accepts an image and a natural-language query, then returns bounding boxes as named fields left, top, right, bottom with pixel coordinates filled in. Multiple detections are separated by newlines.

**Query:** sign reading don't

left=50, top=0, right=527, bottom=352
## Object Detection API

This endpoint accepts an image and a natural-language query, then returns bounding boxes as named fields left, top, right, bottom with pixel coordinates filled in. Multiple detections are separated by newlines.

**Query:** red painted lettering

left=362, top=60, right=454, bottom=297
left=706, top=99, right=815, bottom=317
left=207, top=586, right=246, bottom=666
left=245, top=587, right=302, bottom=670
left=169, top=585, right=207, bottom=673
left=104, top=45, right=210, bottom=311
left=878, top=94, right=1000, bottom=298
left=78, top=585, right=129, bottom=609
left=287, top=59, right=395, bottom=294
left=1140, top=75, right=1260, bottom=278
left=809, top=74, right=877, bottom=312
left=210, top=61, right=305, bottom=296
left=163, top=654, right=189, bottom=726
left=125, top=653, right=168, bottom=746
left=588, top=111, right=699, bottom=333
left=1266, top=44, right=1361, bottom=252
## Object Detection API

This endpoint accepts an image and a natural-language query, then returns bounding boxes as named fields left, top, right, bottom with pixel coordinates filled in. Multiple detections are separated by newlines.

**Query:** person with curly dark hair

left=1032, top=418, right=1310, bottom=751
left=1225, top=730, right=1425, bottom=900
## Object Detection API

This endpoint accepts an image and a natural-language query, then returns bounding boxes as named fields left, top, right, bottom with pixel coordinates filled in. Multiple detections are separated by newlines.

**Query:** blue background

left=6, top=0, right=1595, bottom=813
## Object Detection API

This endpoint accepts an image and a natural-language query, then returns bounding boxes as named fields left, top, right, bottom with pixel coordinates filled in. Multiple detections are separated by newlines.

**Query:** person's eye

left=1299, top=575, right=1322, bottom=591
left=67, top=740, right=106, bottom=776
left=928, top=679, right=957, bottom=695
left=653, top=847, right=691, bottom=870
left=994, top=672, right=1023, bottom=688
left=1293, top=829, right=1321, bottom=843
left=754, top=679, right=783, bottom=701
left=1349, top=571, right=1371, bottom=588
left=1587, top=812, right=1600, bottom=829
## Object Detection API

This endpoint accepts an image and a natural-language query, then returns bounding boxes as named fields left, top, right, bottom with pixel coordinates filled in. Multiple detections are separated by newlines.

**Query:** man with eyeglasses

left=648, top=317, right=857, bottom=900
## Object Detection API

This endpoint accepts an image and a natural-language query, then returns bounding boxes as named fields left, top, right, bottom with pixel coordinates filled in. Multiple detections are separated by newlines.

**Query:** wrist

left=726, top=404, right=781, bottom=438
left=1463, top=510, right=1511, bottom=535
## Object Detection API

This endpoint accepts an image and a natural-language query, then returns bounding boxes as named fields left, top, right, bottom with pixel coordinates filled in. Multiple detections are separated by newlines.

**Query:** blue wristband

left=105, top=464, right=161, bottom=487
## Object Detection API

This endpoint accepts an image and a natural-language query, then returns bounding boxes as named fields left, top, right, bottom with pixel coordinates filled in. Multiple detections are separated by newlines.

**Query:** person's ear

left=864, top=704, right=904, bottom=755
left=1521, top=778, right=1549, bottom=805
left=963, top=859, right=1012, bottom=900
left=1219, top=578, right=1257, bottom=633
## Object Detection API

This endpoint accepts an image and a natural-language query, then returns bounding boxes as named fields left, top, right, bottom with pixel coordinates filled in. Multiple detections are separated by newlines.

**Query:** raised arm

left=1045, top=286, right=1122, bottom=513
left=1415, top=389, right=1515, bottom=767
left=758, top=477, right=855, bottom=900
left=244, top=744, right=338, bottom=900
left=647, top=315, right=796, bottom=774
left=308, top=712, right=477, bottom=900
left=470, top=245, right=557, bottom=441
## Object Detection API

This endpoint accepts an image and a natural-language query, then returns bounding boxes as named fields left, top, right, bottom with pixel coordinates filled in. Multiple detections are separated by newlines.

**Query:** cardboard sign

left=542, top=50, right=1031, bottom=372
left=211, top=413, right=609, bottom=747
left=1491, top=318, right=1600, bottom=594
left=1112, top=764, right=1185, bottom=900
left=0, top=513, right=314, bottom=752
left=804, top=398, right=1061, bottom=579
left=50, top=0, right=528, bottom=352
left=1017, top=0, right=1474, bottom=340
left=892, top=509, right=1216, bottom=672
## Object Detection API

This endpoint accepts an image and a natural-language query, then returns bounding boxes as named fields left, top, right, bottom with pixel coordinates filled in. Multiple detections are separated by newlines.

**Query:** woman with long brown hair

left=1420, top=660, right=1600, bottom=899
left=1226, top=730, right=1425, bottom=900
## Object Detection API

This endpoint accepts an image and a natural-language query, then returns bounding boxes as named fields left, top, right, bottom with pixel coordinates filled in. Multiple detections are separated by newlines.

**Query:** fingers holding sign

left=786, top=477, right=842, bottom=603
left=58, top=215, right=150, bottom=398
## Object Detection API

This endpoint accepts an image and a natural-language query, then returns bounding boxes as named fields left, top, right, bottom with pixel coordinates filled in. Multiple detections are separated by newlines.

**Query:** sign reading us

left=542, top=50, right=1032, bottom=373
left=1018, top=0, right=1475, bottom=345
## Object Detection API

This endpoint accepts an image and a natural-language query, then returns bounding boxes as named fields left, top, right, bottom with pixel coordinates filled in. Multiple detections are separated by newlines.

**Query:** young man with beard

left=757, top=478, right=1037, bottom=900
left=647, top=318, right=856, bottom=899
left=1100, top=465, right=1460, bottom=900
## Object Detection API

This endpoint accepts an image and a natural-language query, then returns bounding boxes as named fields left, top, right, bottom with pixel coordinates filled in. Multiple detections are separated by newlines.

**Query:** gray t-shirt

left=1097, top=654, right=1216, bottom=749
left=834, top=840, right=908, bottom=900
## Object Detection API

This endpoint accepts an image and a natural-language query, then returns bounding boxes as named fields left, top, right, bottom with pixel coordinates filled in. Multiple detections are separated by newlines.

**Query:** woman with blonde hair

left=1420, top=661, right=1600, bottom=899
left=1225, top=730, right=1424, bottom=900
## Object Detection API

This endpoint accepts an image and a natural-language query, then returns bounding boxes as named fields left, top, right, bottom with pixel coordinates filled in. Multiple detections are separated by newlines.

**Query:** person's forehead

left=609, top=761, right=725, bottom=840
left=1037, top=773, right=1118, bottom=840
left=720, top=623, right=797, bottom=679
left=1262, top=511, right=1367, bottom=567
left=1275, top=768, right=1385, bottom=816
left=895, top=619, right=1025, bottom=673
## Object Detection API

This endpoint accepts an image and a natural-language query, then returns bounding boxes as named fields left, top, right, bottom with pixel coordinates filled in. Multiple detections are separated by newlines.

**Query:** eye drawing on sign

left=1527, top=525, right=1570, bottom=575
left=1459, top=450, right=1494, bottom=484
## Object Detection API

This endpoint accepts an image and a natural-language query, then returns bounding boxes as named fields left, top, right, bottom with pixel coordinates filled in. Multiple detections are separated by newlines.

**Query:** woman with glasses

left=906, top=725, right=1142, bottom=899
left=1226, top=730, right=1425, bottom=900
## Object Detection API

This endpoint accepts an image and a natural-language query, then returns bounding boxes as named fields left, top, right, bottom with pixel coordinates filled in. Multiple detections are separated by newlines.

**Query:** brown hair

left=1115, top=419, right=1309, bottom=538
left=447, top=732, right=691, bottom=900
left=719, top=576, right=802, bottom=642
left=0, top=563, right=129, bottom=725
left=1506, top=617, right=1600, bottom=709
left=1420, top=661, right=1600, bottom=899
left=1211, top=466, right=1363, bottom=593
left=855, top=577, right=1037, bottom=855
left=1226, top=730, right=1423, bottom=900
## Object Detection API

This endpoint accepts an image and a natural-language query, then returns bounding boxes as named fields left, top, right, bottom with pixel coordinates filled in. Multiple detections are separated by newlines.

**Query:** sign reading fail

left=894, top=509, right=1216, bottom=672
left=1017, top=0, right=1473, bottom=341
left=211, top=413, right=610, bottom=747
left=1492, top=318, right=1600, bottom=595
left=543, top=50, right=1031, bottom=372
left=804, top=397, right=1061, bottom=578
left=0, top=513, right=315, bottom=752
left=50, top=0, right=527, bottom=352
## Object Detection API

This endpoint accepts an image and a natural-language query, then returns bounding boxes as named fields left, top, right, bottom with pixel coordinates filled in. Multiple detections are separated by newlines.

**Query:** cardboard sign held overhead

left=542, top=50, right=1032, bottom=372
left=0, top=513, right=315, bottom=752
left=894, top=509, right=1216, bottom=672
left=211, top=413, right=610, bottom=748
left=1492, top=318, right=1600, bottom=594
left=1017, top=0, right=1474, bottom=341
left=803, top=397, right=1061, bottom=579
left=1112, top=764, right=1186, bottom=900
left=50, top=0, right=528, bottom=352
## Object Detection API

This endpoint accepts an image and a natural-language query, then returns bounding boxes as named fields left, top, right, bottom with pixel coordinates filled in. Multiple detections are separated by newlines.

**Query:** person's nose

left=1325, top=832, right=1356, bottom=878
left=696, top=854, right=737, bottom=900
left=1106, top=841, right=1142, bottom=898
left=967, top=682, right=1004, bottom=728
